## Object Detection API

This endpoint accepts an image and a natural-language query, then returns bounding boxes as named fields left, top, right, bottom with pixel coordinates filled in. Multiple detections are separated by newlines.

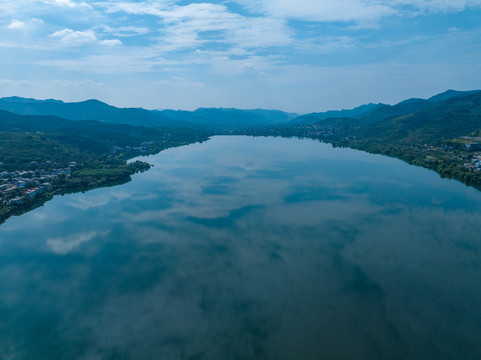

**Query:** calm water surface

left=0, top=136, right=480, bottom=359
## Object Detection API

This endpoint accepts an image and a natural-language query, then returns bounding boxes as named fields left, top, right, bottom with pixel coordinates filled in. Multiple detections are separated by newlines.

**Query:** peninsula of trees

left=0, top=110, right=208, bottom=224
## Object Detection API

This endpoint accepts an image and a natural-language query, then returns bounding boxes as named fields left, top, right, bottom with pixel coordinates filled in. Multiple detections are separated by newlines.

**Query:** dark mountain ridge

left=354, top=89, right=480, bottom=126
left=427, top=89, right=480, bottom=103
left=355, top=90, right=481, bottom=143
left=290, top=89, right=480, bottom=127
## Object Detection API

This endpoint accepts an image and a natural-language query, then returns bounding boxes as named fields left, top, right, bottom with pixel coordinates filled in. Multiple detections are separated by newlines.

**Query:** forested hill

left=290, top=103, right=382, bottom=124
left=243, top=89, right=481, bottom=188
left=288, top=89, right=480, bottom=126
left=276, top=89, right=481, bottom=144
left=0, top=109, right=209, bottom=224
left=327, top=90, right=481, bottom=186
left=345, top=90, right=481, bottom=144
left=0, top=109, right=207, bottom=162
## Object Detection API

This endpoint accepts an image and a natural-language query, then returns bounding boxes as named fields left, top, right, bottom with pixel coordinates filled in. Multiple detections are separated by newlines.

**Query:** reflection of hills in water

left=0, top=136, right=480, bottom=359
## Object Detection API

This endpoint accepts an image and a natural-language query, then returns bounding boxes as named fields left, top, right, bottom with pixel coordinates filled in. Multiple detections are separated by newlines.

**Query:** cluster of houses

left=111, top=141, right=153, bottom=154
left=0, top=161, right=77, bottom=206
left=464, top=155, right=481, bottom=172
left=301, top=124, right=335, bottom=138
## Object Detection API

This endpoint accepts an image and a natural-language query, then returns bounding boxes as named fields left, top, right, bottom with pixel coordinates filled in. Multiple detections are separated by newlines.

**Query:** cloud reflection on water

left=1, top=137, right=481, bottom=359
left=47, top=231, right=111, bottom=255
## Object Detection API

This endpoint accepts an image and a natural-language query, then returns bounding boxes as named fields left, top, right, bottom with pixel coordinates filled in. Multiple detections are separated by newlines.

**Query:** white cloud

left=191, top=49, right=279, bottom=76
left=233, top=0, right=481, bottom=23
left=7, top=18, right=44, bottom=31
left=228, top=17, right=291, bottom=48
left=100, top=39, right=122, bottom=46
left=39, top=51, right=177, bottom=73
left=233, top=0, right=395, bottom=23
left=392, top=0, right=481, bottom=13
left=88, top=0, right=481, bottom=64
left=96, top=25, right=150, bottom=37
left=49, top=28, right=97, bottom=44
left=3, top=1, right=78, bottom=14
left=297, top=36, right=357, bottom=54
left=42, top=0, right=92, bottom=9
left=8, top=20, right=27, bottom=30
left=104, top=2, right=292, bottom=52
left=0, top=78, right=110, bottom=103
left=0, top=78, right=34, bottom=88
left=96, top=1, right=170, bottom=16
left=48, top=28, right=122, bottom=47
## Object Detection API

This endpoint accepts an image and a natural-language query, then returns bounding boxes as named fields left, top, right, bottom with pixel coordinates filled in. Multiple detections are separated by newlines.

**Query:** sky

left=0, top=0, right=481, bottom=113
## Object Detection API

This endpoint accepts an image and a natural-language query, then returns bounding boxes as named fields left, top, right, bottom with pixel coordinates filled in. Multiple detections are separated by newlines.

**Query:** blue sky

left=1, top=0, right=481, bottom=113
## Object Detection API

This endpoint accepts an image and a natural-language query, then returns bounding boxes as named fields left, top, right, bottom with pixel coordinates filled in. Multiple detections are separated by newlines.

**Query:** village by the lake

left=0, top=161, right=76, bottom=206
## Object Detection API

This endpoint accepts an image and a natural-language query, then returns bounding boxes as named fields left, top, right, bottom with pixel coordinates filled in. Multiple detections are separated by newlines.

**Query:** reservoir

left=0, top=136, right=480, bottom=359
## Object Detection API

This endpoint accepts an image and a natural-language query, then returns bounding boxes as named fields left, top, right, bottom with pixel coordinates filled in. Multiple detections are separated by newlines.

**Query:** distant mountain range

left=0, top=97, right=183, bottom=128
left=0, top=89, right=479, bottom=133
left=0, top=97, right=297, bottom=131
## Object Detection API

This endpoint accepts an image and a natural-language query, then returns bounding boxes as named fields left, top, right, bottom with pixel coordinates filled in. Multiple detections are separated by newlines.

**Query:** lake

left=0, top=136, right=480, bottom=359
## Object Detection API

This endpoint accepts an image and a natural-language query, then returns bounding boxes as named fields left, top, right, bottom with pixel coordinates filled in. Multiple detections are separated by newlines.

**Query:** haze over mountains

left=0, top=97, right=297, bottom=131
left=0, top=89, right=478, bottom=134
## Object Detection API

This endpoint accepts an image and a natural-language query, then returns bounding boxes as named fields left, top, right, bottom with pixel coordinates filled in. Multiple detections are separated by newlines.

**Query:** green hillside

left=244, top=90, right=481, bottom=188
left=352, top=91, right=481, bottom=143
left=0, top=110, right=209, bottom=224
left=326, top=91, right=481, bottom=186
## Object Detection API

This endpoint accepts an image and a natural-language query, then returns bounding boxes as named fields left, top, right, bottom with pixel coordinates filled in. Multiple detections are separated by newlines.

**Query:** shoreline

left=0, top=137, right=210, bottom=227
